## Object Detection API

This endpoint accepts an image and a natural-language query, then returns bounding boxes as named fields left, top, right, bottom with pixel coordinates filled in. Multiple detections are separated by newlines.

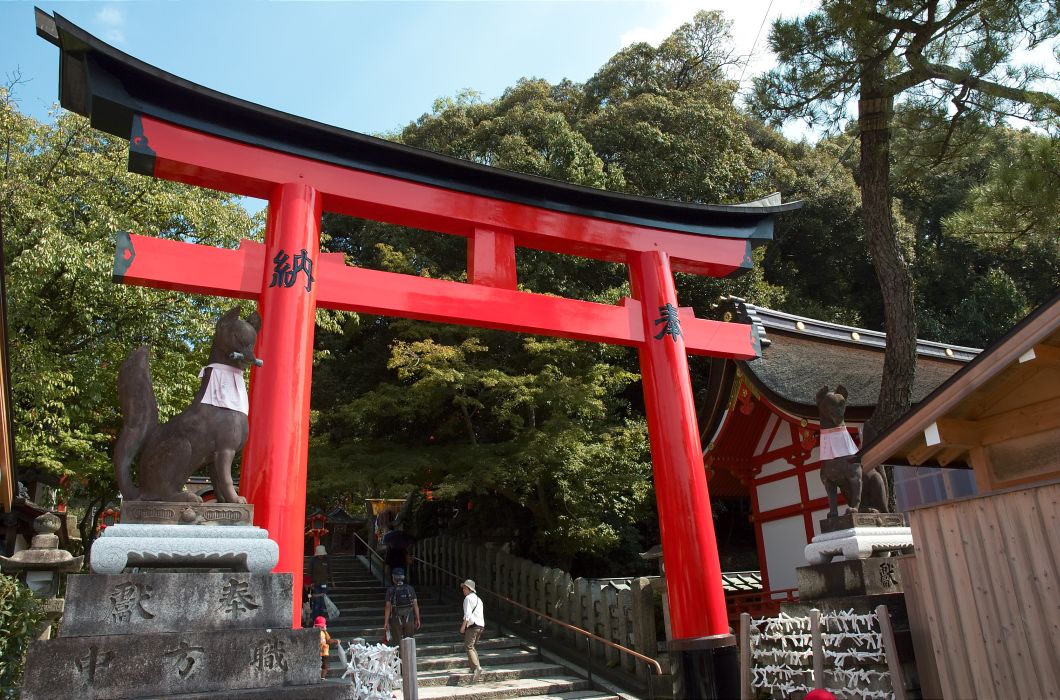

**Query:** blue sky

left=2, top=1, right=818, bottom=136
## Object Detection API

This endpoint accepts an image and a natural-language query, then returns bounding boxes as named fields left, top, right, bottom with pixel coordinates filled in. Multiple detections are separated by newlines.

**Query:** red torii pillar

left=240, top=182, right=321, bottom=603
left=631, top=251, right=736, bottom=696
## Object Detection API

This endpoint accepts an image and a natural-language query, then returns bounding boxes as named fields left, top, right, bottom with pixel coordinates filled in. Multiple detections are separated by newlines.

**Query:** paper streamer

left=338, top=639, right=403, bottom=700
left=748, top=608, right=895, bottom=700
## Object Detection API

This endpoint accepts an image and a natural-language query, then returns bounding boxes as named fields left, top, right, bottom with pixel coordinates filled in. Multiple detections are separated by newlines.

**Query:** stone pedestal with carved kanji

left=797, top=512, right=911, bottom=600
left=19, top=571, right=355, bottom=698
left=784, top=513, right=917, bottom=697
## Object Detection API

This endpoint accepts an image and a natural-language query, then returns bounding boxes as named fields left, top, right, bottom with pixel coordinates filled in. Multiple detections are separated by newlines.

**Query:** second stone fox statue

left=113, top=306, right=263, bottom=503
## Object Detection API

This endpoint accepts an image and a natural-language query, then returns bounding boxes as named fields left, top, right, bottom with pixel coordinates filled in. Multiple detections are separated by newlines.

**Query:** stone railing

left=415, top=535, right=664, bottom=680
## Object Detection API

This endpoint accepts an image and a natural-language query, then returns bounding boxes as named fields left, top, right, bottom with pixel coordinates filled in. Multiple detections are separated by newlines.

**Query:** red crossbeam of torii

left=39, top=12, right=798, bottom=668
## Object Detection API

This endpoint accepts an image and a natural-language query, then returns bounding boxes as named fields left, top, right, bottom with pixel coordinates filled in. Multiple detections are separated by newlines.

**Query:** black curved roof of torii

left=35, top=9, right=800, bottom=242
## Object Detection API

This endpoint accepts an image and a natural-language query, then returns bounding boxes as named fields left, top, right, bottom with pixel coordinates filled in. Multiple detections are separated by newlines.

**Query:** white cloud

left=95, top=5, right=126, bottom=45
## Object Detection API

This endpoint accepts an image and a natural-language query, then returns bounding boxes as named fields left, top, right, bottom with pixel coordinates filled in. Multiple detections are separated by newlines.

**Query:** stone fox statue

left=113, top=307, right=262, bottom=503
left=816, top=385, right=889, bottom=517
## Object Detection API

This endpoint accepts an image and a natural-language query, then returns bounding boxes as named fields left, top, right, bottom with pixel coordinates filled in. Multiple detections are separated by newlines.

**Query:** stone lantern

left=0, top=512, right=84, bottom=639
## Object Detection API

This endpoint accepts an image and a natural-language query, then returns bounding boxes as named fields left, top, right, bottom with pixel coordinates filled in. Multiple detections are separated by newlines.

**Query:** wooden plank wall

left=908, top=480, right=1060, bottom=699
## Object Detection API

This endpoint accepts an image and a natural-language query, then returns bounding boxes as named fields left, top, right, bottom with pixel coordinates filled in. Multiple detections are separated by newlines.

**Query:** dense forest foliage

left=3, top=8, right=1057, bottom=576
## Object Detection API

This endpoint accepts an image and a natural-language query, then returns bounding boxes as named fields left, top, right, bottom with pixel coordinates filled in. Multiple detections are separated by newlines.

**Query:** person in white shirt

left=459, top=579, right=485, bottom=680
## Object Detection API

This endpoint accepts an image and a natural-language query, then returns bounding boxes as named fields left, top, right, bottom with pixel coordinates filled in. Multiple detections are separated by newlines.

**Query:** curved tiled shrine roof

left=699, top=296, right=979, bottom=428
left=708, top=297, right=979, bottom=420
left=749, top=334, right=967, bottom=410
left=698, top=298, right=982, bottom=498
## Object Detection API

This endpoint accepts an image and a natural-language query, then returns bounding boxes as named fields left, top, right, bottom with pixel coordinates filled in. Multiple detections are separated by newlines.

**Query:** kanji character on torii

left=39, top=10, right=798, bottom=697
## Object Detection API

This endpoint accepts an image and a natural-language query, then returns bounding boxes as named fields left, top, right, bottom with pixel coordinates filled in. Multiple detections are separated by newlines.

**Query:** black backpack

left=391, top=584, right=414, bottom=610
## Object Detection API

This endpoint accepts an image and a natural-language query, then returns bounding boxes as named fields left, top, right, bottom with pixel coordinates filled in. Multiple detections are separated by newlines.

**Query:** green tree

left=0, top=575, right=43, bottom=699
left=752, top=0, right=1060, bottom=440
left=0, top=90, right=258, bottom=542
left=944, top=131, right=1060, bottom=305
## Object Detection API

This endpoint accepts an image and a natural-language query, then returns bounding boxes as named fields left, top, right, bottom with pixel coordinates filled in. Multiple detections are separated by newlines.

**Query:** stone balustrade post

left=541, top=566, right=555, bottom=636
left=497, top=553, right=512, bottom=618
left=431, top=537, right=440, bottom=587
left=446, top=536, right=456, bottom=586
left=417, top=536, right=426, bottom=585
left=631, top=576, right=658, bottom=682
left=529, top=564, right=545, bottom=630
left=618, top=585, right=636, bottom=673
left=590, top=583, right=605, bottom=661
left=602, top=584, right=621, bottom=666
left=556, top=570, right=573, bottom=643
left=573, top=578, right=591, bottom=653
left=435, top=536, right=444, bottom=587
left=516, top=559, right=531, bottom=619
left=484, top=545, right=499, bottom=594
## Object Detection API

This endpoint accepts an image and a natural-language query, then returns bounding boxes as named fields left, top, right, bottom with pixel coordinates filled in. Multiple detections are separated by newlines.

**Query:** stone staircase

left=315, top=554, right=629, bottom=700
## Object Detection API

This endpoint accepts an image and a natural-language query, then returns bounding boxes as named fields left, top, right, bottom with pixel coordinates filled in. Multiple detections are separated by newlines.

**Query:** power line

left=736, top=0, right=776, bottom=93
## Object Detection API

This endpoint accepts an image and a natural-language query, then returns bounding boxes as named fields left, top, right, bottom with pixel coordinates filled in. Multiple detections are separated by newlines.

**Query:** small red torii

left=39, top=10, right=799, bottom=695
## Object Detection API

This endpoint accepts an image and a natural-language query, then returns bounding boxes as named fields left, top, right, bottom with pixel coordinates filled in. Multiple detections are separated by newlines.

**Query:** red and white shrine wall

left=705, top=375, right=856, bottom=593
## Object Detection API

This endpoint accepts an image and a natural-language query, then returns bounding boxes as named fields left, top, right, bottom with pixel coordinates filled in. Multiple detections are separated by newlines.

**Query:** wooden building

left=860, top=291, right=1060, bottom=699
left=699, top=297, right=979, bottom=597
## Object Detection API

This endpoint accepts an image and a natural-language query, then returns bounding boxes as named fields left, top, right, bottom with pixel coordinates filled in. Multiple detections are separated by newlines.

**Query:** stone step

left=326, top=620, right=470, bottom=636
left=417, top=636, right=526, bottom=657
left=501, top=694, right=620, bottom=700
left=330, top=623, right=462, bottom=636
left=330, top=609, right=459, bottom=623
left=325, top=634, right=524, bottom=661
left=328, top=593, right=433, bottom=605
left=316, top=558, right=623, bottom=700
left=321, top=583, right=387, bottom=591
left=324, top=628, right=502, bottom=651
left=326, top=593, right=388, bottom=603
left=325, top=592, right=387, bottom=601
left=322, top=647, right=536, bottom=680
left=417, top=675, right=592, bottom=699
left=419, top=662, right=568, bottom=687
left=335, top=598, right=454, bottom=609
left=416, top=647, right=539, bottom=672
left=419, top=691, right=619, bottom=700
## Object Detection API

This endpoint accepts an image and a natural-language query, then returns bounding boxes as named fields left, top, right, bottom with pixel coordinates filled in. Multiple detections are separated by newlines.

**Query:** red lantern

left=97, top=507, right=121, bottom=534
left=304, top=513, right=329, bottom=548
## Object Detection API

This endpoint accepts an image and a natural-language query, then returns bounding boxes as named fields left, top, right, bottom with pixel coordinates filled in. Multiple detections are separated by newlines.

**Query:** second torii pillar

left=631, top=249, right=739, bottom=699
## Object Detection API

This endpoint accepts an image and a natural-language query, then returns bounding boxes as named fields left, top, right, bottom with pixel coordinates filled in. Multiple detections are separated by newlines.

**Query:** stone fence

left=415, top=535, right=665, bottom=680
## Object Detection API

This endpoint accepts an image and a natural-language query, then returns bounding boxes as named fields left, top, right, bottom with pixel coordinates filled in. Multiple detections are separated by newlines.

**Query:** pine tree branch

left=897, top=48, right=1060, bottom=114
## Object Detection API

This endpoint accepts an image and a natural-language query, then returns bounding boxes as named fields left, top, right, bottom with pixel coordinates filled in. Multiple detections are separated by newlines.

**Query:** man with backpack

left=383, top=567, right=420, bottom=643
left=308, top=545, right=335, bottom=622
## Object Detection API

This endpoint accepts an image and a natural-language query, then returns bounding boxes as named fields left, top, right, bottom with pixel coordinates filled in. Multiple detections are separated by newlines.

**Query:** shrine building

left=698, top=297, right=980, bottom=602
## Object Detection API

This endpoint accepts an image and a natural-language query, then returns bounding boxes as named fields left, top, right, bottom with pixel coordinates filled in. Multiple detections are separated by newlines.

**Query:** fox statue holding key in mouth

left=113, top=306, right=263, bottom=503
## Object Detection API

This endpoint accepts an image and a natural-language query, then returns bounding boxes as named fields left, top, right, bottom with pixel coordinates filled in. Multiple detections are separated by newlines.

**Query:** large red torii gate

left=39, top=10, right=798, bottom=696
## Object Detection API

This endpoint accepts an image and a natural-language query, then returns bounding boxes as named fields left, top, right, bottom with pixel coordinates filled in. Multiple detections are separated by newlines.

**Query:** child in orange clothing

left=315, top=615, right=338, bottom=679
